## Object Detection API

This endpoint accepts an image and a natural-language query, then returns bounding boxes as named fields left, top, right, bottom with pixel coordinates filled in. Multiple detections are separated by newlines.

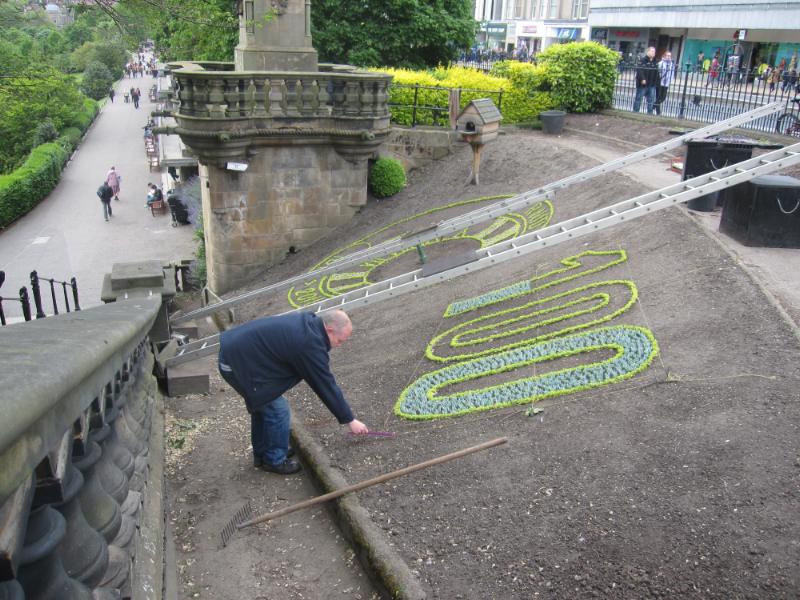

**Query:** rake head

left=221, top=501, right=252, bottom=547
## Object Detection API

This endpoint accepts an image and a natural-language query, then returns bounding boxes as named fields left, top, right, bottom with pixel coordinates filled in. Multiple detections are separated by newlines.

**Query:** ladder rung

left=200, top=342, right=207, bottom=350
left=735, top=167, right=746, bottom=173
left=560, top=226, right=568, bottom=233
left=635, top=202, right=643, bottom=207
left=760, top=159, right=773, bottom=164
left=709, top=177, right=721, bottom=182
left=535, top=236, right=541, bottom=241
left=585, top=218, right=593, bottom=224
left=660, top=193, right=669, bottom=198
left=610, top=210, right=618, bottom=215
left=786, top=150, right=799, bottom=156
left=685, top=185, right=695, bottom=190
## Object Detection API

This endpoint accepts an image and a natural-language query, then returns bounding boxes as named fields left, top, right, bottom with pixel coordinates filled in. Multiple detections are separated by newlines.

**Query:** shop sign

left=522, top=25, right=537, bottom=34
left=615, top=31, right=640, bottom=38
left=480, top=22, right=507, bottom=36
left=557, top=28, right=578, bottom=40
left=734, top=29, right=746, bottom=40
left=592, top=28, right=608, bottom=40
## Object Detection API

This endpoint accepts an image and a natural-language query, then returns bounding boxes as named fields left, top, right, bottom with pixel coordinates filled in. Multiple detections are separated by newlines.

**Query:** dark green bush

left=80, top=60, right=113, bottom=101
left=32, top=120, right=59, bottom=148
left=369, top=158, right=406, bottom=199
left=0, top=143, right=68, bottom=229
left=56, top=135, right=74, bottom=153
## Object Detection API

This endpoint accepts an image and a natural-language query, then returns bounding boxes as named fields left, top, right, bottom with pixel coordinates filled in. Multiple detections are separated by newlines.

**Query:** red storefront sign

left=615, top=31, right=640, bottom=38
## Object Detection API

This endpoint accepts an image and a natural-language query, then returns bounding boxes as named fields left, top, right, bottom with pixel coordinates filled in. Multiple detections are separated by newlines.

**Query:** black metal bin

left=720, top=175, right=800, bottom=248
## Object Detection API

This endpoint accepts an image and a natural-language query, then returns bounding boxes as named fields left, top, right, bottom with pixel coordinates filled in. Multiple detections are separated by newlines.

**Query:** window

left=572, top=0, right=588, bottom=19
left=540, top=0, right=547, bottom=18
left=528, top=0, right=537, bottom=19
left=548, top=0, right=558, bottom=18
left=516, top=0, right=523, bottom=18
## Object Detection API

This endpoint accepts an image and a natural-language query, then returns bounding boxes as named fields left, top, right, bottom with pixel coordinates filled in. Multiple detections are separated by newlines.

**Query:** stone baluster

left=191, top=78, right=210, bottom=118
left=52, top=465, right=109, bottom=590
left=0, top=476, right=33, bottom=600
left=207, top=77, right=226, bottom=118
left=16, top=505, right=93, bottom=600
left=316, top=77, right=331, bottom=116
left=375, top=78, right=390, bottom=116
left=358, top=80, right=374, bottom=117
left=252, top=76, right=268, bottom=117
left=223, top=77, right=245, bottom=118
left=344, top=80, right=361, bottom=117
left=300, top=77, right=315, bottom=116
left=330, top=78, right=345, bottom=116
left=285, top=79, right=299, bottom=116
left=269, top=78, right=284, bottom=116
left=0, top=580, right=24, bottom=600
left=110, top=384, right=145, bottom=460
left=176, top=76, right=194, bottom=116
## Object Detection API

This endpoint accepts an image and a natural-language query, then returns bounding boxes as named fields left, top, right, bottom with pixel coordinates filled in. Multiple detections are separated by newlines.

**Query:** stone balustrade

left=167, top=62, right=393, bottom=122
left=0, top=297, right=165, bottom=600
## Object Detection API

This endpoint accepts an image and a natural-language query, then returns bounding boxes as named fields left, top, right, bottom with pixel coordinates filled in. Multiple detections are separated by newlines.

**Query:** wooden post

left=468, top=143, right=484, bottom=185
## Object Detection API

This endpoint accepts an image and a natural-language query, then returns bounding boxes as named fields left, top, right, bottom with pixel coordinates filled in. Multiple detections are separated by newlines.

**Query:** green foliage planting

left=394, top=250, right=659, bottom=419
left=288, top=196, right=553, bottom=308
left=534, top=42, right=620, bottom=113
left=69, top=98, right=100, bottom=134
left=32, top=120, right=59, bottom=149
left=380, top=66, right=555, bottom=126
left=60, top=127, right=83, bottom=148
left=369, top=158, right=406, bottom=199
left=0, top=143, right=68, bottom=229
left=80, top=60, right=113, bottom=101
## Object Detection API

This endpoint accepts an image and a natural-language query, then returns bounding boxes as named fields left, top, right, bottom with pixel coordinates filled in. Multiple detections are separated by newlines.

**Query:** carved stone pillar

left=16, top=506, right=93, bottom=600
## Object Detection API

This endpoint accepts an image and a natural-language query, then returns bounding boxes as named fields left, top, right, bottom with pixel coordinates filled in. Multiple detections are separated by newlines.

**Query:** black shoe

left=261, top=459, right=301, bottom=474
left=108, top=208, right=112, bottom=216
left=254, top=448, right=295, bottom=468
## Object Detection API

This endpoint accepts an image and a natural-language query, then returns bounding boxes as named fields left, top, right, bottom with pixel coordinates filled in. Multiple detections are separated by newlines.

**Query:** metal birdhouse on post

left=456, top=98, right=502, bottom=185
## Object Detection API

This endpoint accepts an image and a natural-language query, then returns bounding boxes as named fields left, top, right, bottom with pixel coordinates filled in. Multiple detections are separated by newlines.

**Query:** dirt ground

left=166, top=114, right=800, bottom=600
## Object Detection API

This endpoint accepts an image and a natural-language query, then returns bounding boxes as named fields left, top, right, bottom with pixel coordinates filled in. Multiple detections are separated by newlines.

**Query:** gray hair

left=322, top=309, right=350, bottom=332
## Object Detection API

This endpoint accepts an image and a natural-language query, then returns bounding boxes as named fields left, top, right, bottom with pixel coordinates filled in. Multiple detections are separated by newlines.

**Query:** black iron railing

left=388, top=83, right=504, bottom=128
left=0, top=270, right=80, bottom=326
left=613, top=65, right=799, bottom=134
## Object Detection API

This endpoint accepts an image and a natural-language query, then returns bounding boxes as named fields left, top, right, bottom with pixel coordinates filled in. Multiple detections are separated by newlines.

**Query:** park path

left=0, top=63, right=197, bottom=321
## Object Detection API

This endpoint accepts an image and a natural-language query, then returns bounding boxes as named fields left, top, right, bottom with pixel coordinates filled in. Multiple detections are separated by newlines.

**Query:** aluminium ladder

left=165, top=140, right=800, bottom=368
left=169, top=101, right=786, bottom=327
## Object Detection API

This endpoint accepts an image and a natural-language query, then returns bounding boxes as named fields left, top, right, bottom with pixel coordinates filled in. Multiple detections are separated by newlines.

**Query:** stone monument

left=159, top=0, right=393, bottom=294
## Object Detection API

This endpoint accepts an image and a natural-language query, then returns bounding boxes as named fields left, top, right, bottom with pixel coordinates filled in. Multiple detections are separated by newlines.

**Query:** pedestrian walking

left=654, top=51, right=675, bottom=116
left=105, top=166, right=122, bottom=201
left=218, top=310, right=368, bottom=474
left=97, top=181, right=114, bottom=221
left=108, top=87, right=115, bottom=103
left=707, top=56, right=720, bottom=88
left=132, top=88, right=139, bottom=109
left=633, top=47, right=658, bottom=114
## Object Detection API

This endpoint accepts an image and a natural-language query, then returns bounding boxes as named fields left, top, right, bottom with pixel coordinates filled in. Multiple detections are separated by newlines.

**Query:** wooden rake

left=221, top=437, right=508, bottom=546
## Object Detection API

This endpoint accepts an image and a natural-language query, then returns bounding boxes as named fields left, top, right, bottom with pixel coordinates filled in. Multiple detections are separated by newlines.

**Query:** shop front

left=684, top=32, right=800, bottom=75
left=591, top=27, right=649, bottom=64
left=542, top=26, right=589, bottom=50
left=514, top=24, right=542, bottom=56
left=478, top=22, right=509, bottom=52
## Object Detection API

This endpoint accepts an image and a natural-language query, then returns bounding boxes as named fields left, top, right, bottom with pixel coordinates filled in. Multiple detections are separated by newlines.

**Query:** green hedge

left=380, top=66, right=555, bottom=126
left=369, top=158, right=406, bottom=198
left=69, top=98, right=100, bottom=134
left=0, top=143, right=68, bottom=229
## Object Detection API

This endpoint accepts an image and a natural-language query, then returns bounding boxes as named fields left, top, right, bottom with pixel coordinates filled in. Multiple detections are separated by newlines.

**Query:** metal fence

left=0, top=269, right=80, bottom=326
left=388, top=83, right=503, bottom=128
left=614, top=65, right=800, bottom=135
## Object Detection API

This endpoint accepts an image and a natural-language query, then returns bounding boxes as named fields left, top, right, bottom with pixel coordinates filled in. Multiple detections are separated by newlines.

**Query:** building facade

left=588, top=1, right=800, bottom=72
left=473, top=0, right=590, bottom=54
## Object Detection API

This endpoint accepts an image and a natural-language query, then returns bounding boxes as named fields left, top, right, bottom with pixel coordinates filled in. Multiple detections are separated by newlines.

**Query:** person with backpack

left=97, top=182, right=114, bottom=221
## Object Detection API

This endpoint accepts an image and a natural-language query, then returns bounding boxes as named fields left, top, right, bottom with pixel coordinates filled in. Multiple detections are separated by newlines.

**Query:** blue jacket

left=219, top=312, right=354, bottom=423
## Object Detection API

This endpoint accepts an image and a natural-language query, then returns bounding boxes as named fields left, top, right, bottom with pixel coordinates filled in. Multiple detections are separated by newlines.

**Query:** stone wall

left=379, top=127, right=467, bottom=172
left=202, top=146, right=369, bottom=294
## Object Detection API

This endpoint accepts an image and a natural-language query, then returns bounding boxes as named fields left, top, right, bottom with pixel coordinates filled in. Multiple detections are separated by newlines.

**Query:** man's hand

left=348, top=419, right=369, bottom=435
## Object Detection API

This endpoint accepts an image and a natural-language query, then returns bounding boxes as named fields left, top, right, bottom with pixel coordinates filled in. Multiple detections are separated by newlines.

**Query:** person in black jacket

left=218, top=310, right=368, bottom=474
left=633, top=46, right=659, bottom=115
left=98, top=181, right=114, bottom=221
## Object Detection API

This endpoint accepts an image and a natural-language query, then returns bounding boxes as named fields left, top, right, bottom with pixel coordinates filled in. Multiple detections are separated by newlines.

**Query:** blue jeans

left=218, top=353, right=291, bottom=467
left=633, top=86, right=656, bottom=114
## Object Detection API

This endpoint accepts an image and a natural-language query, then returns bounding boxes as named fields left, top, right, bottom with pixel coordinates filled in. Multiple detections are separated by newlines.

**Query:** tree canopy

left=312, top=0, right=476, bottom=69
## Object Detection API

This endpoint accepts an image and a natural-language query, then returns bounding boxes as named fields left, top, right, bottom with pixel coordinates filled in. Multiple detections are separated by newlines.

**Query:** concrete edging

left=290, top=422, right=426, bottom=600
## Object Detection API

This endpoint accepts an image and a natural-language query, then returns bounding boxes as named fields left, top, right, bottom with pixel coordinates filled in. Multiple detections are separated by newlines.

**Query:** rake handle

left=238, top=437, right=508, bottom=529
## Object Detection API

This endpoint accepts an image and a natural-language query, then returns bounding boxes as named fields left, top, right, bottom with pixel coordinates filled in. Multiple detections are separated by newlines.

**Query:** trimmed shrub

left=369, top=158, right=406, bottom=199
left=56, top=135, right=74, bottom=153
left=0, top=143, right=68, bottom=229
left=69, top=98, right=100, bottom=134
left=534, top=42, right=619, bottom=113
left=60, top=126, right=82, bottom=148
